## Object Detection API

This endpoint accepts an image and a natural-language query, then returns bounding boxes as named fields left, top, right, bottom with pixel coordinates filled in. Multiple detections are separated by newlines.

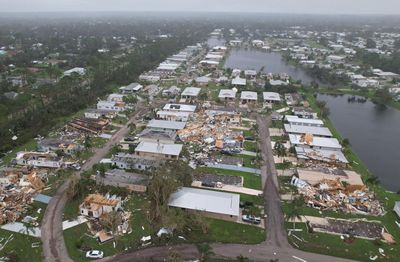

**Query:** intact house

left=107, top=93, right=125, bottom=102
left=269, top=79, right=288, bottom=86
left=285, top=115, right=324, bottom=127
left=138, top=129, right=177, bottom=144
left=111, top=153, right=161, bottom=171
left=263, top=92, right=281, bottom=104
left=156, top=110, right=190, bottom=122
left=231, top=76, right=246, bottom=87
left=240, top=91, right=258, bottom=104
left=15, top=151, right=63, bottom=168
left=180, top=87, right=201, bottom=102
left=96, top=169, right=149, bottom=193
left=147, top=119, right=186, bottom=132
left=284, top=124, right=333, bottom=138
left=394, top=202, right=400, bottom=218
left=168, top=187, right=240, bottom=222
left=218, top=89, right=237, bottom=102
left=37, top=139, right=83, bottom=155
left=79, top=193, right=122, bottom=218
left=293, top=107, right=318, bottom=119
left=244, top=70, right=257, bottom=79
left=97, top=100, right=126, bottom=112
left=195, top=76, right=211, bottom=86
left=134, top=141, right=183, bottom=160
left=63, top=67, right=86, bottom=77
left=119, top=83, right=143, bottom=94
left=163, top=103, right=196, bottom=114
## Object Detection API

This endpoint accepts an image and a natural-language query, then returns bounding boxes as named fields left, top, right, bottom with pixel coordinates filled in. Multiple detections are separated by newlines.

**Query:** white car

left=86, top=250, right=104, bottom=259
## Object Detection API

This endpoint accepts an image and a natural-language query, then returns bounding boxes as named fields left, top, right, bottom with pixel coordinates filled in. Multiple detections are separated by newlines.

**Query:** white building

left=163, top=103, right=196, bottom=113
left=218, top=89, right=237, bottom=101
left=181, top=87, right=201, bottom=100
left=289, top=134, right=342, bottom=151
left=232, top=76, right=246, bottom=87
left=97, top=100, right=125, bottom=112
left=63, top=67, right=86, bottom=77
left=240, top=91, right=258, bottom=103
left=285, top=115, right=324, bottom=127
left=263, top=92, right=281, bottom=103
left=168, top=187, right=240, bottom=221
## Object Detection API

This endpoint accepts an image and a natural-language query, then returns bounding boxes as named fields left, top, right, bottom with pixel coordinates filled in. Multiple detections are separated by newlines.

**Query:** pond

left=224, top=48, right=320, bottom=85
left=318, top=93, right=400, bottom=191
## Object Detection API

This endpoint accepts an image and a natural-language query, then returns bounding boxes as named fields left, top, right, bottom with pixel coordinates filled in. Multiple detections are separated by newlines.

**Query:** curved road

left=41, top=112, right=356, bottom=262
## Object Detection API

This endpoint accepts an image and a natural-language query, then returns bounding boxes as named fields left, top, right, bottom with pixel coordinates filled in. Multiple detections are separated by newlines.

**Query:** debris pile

left=177, top=109, right=244, bottom=152
left=0, top=168, right=49, bottom=225
left=291, top=176, right=384, bottom=215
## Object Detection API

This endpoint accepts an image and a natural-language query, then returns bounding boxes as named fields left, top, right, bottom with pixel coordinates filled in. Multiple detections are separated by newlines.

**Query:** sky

left=1, top=0, right=400, bottom=14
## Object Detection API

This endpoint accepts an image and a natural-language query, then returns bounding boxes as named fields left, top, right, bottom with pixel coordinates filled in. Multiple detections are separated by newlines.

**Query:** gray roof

left=147, top=119, right=187, bottom=130
left=169, top=187, right=240, bottom=216
left=135, top=141, right=183, bottom=156
left=181, top=87, right=201, bottom=97
left=139, top=129, right=177, bottom=141
left=284, top=124, right=333, bottom=137
left=102, top=169, right=149, bottom=185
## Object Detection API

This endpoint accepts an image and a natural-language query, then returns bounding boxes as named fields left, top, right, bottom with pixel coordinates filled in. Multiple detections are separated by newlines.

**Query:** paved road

left=41, top=111, right=357, bottom=262
left=257, top=115, right=289, bottom=248
left=107, top=115, right=356, bottom=262
left=41, top=105, right=146, bottom=262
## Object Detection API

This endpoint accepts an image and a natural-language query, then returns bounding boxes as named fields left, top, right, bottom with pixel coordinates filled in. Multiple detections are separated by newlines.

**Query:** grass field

left=0, top=229, right=42, bottom=261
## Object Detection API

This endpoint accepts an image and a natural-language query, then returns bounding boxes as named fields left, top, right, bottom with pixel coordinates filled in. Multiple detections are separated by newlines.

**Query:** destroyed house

left=289, top=134, right=342, bottom=151
left=97, top=100, right=126, bottom=112
left=38, top=139, right=83, bottom=155
left=134, top=142, right=182, bottom=160
left=97, top=169, right=149, bottom=193
left=295, top=147, right=348, bottom=165
left=67, top=118, right=109, bottom=134
left=111, top=153, right=160, bottom=171
left=15, top=152, right=63, bottom=168
left=79, top=193, right=121, bottom=218
left=84, top=109, right=117, bottom=119
left=147, top=119, right=187, bottom=131
left=293, top=107, right=318, bottom=119
left=205, top=110, right=242, bottom=125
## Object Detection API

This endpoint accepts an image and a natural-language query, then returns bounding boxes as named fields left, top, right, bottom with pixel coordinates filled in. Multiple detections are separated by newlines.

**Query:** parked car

left=242, top=214, right=261, bottom=224
left=86, top=250, right=104, bottom=259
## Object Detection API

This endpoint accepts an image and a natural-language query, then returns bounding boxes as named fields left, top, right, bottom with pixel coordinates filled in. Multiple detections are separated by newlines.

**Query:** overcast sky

left=1, top=0, right=400, bottom=14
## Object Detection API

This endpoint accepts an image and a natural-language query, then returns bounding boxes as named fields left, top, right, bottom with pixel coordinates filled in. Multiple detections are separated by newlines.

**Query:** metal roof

left=135, top=141, right=183, bottom=156
left=169, top=187, right=240, bottom=217
left=147, top=119, right=187, bottom=130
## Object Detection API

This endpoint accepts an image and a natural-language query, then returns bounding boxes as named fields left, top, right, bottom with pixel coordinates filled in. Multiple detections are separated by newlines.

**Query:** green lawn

left=287, top=222, right=396, bottom=262
left=287, top=91, right=400, bottom=260
left=64, top=194, right=265, bottom=261
left=243, top=141, right=258, bottom=152
left=196, top=167, right=262, bottom=190
left=0, top=229, right=42, bottom=261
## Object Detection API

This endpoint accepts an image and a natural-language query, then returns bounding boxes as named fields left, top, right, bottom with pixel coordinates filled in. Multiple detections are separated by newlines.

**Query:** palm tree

left=285, top=197, right=303, bottom=229
left=280, top=160, right=291, bottom=176
left=20, top=222, right=36, bottom=236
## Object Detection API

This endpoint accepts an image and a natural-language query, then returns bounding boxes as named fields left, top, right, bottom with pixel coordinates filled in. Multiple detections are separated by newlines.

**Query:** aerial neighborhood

left=0, top=13, right=400, bottom=262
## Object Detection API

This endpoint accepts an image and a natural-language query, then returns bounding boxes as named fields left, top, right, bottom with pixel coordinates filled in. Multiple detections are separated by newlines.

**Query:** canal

left=318, top=94, right=400, bottom=191
left=224, top=48, right=319, bottom=85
